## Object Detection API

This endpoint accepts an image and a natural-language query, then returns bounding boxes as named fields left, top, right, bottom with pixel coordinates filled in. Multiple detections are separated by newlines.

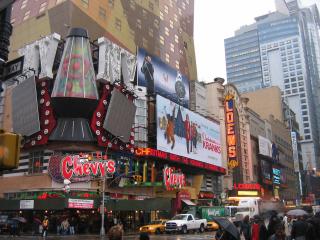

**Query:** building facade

left=224, top=1, right=320, bottom=170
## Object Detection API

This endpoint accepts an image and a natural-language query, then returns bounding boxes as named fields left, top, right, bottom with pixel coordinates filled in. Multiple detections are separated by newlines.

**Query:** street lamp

left=100, top=135, right=123, bottom=236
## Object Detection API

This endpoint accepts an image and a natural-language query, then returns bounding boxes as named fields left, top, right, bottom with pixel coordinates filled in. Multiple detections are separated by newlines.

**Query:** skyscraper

left=224, top=0, right=320, bottom=170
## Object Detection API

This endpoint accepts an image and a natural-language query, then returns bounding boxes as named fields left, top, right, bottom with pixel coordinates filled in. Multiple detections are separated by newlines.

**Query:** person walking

left=268, top=224, right=286, bottom=240
left=259, top=217, right=268, bottom=240
left=140, top=232, right=150, bottom=240
left=69, top=217, right=75, bottom=235
left=251, top=217, right=261, bottom=240
left=268, top=215, right=281, bottom=239
left=42, top=216, right=49, bottom=237
left=291, top=216, right=308, bottom=240
left=240, top=215, right=251, bottom=240
left=61, top=218, right=70, bottom=235
left=107, top=224, right=123, bottom=240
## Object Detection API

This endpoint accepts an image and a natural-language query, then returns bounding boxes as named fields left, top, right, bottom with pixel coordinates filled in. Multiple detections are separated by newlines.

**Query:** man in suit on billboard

left=141, top=55, right=154, bottom=94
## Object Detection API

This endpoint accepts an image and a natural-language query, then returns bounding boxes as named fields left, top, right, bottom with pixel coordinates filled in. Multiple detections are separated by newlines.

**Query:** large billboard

left=137, top=48, right=189, bottom=107
left=156, top=95, right=221, bottom=167
left=258, top=135, right=272, bottom=158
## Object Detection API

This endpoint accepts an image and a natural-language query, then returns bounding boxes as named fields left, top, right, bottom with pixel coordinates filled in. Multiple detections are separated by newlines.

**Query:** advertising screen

left=261, top=160, right=272, bottom=180
left=156, top=95, right=221, bottom=167
left=137, top=48, right=189, bottom=107
left=273, top=168, right=281, bottom=185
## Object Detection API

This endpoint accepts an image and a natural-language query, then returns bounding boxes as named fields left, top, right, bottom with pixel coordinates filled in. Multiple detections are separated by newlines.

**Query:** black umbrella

left=213, top=217, right=240, bottom=240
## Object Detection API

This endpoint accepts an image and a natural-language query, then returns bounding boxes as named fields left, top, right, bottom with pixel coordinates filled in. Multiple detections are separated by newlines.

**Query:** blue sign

left=273, top=168, right=281, bottom=185
left=137, top=48, right=189, bottom=107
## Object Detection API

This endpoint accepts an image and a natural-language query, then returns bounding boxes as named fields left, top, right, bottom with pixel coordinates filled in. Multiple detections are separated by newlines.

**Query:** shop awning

left=182, top=199, right=196, bottom=206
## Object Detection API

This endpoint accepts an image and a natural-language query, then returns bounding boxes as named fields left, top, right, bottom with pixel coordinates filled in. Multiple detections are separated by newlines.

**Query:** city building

left=224, top=0, right=320, bottom=171
left=0, top=0, right=229, bottom=232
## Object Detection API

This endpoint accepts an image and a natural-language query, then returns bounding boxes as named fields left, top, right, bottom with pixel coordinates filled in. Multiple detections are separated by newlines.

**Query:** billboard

left=137, top=48, right=189, bottom=107
left=273, top=168, right=281, bottom=185
left=156, top=95, right=221, bottom=167
left=258, top=136, right=272, bottom=158
left=291, top=131, right=300, bottom=172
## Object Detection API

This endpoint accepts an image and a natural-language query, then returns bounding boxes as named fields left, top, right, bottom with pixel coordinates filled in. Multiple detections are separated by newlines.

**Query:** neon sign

left=61, top=155, right=116, bottom=180
left=233, top=183, right=261, bottom=190
left=163, top=167, right=186, bottom=191
left=225, top=95, right=238, bottom=168
left=135, top=148, right=226, bottom=174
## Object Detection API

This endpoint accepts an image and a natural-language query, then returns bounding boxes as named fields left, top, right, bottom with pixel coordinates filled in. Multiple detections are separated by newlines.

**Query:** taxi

left=139, top=219, right=167, bottom=234
left=206, top=220, right=219, bottom=231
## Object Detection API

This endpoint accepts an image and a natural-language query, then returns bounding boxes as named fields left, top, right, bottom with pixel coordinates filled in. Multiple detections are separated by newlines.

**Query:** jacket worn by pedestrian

left=240, top=221, right=251, bottom=239
left=291, top=220, right=308, bottom=239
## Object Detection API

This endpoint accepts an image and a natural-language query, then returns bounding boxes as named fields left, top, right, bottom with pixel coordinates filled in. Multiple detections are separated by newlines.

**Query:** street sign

left=2, top=56, right=24, bottom=82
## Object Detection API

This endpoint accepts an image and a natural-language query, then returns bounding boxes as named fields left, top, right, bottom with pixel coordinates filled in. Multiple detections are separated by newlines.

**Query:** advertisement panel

left=156, top=95, right=221, bottom=167
left=261, top=160, right=272, bottom=181
left=258, top=136, right=272, bottom=158
left=201, top=207, right=225, bottom=220
left=291, top=132, right=300, bottom=172
left=273, top=168, right=281, bottom=185
left=68, top=199, right=94, bottom=209
left=137, top=48, right=189, bottom=107
left=20, top=200, right=34, bottom=209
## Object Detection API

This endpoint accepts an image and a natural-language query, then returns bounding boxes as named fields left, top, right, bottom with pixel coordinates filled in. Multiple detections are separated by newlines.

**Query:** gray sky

left=194, top=0, right=320, bottom=82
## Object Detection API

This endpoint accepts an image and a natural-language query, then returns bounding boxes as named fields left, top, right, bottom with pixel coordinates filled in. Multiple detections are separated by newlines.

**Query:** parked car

left=165, top=214, right=207, bottom=234
left=0, top=215, right=10, bottom=234
left=139, top=219, right=167, bottom=234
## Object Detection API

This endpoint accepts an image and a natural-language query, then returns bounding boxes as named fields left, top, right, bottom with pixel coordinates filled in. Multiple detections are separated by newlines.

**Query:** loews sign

left=163, top=166, right=186, bottom=191
left=225, top=95, right=239, bottom=169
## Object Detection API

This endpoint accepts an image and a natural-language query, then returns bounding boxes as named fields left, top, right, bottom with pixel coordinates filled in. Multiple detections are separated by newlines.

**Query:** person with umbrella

left=240, top=215, right=251, bottom=240
left=42, top=216, right=49, bottom=237
left=213, top=217, right=240, bottom=240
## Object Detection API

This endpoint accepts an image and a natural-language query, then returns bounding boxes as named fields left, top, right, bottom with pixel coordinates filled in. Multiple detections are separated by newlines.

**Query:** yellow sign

left=237, top=191, right=258, bottom=196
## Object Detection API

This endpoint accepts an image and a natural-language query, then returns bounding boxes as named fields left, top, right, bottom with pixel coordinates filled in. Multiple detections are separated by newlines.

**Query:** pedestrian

left=306, top=211, right=320, bottom=240
left=268, top=214, right=280, bottom=238
left=268, top=224, right=286, bottom=240
left=10, top=219, right=19, bottom=237
left=240, top=215, right=251, bottom=240
left=69, top=217, right=75, bottom=235
left=107, top=224, right=123, bottom=240
left=251, top=216, right=261, bottom=240
left=140, top=232, right=150, bottom=240
left=61, top=218, right=70, bottom=235
left=42, top=216, right=49, bottom=237
left=259, top=217, right=268, bottom=240
left=291, top=216, right=308, bottom=240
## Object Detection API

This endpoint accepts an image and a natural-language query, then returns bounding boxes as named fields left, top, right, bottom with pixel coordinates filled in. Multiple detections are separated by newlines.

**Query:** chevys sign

left=48, top=154, right=116, bottom=183
left=163, top=167, right=186, bottom=191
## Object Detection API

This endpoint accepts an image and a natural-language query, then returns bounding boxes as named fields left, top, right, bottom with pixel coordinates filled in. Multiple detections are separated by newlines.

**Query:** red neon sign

left=135, top=148, right=226, bottom=174
left=233, top=183, right=261, bottom=190
left=61, top=155, right=116, bottom=180
left=225, top=96, right=238, bottom=169
left=163, top=167, right=186, bottom=191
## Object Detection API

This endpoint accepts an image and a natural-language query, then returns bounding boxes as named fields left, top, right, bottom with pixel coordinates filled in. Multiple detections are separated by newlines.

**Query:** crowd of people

left=238, top=211, right=320, bottom=240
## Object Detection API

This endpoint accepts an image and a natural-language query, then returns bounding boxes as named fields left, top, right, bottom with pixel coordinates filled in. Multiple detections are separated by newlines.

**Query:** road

left=0, top=233, right=217, bottom=240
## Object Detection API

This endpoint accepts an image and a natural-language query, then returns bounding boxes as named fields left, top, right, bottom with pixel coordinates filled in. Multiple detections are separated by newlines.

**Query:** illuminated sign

left=273, top=168, right=281, bottom=185
left=233, top=183, right=261, bottom=190
left=135, top=147, right=226, bottom=174
left=199, top=192, right=215, bottom=199
left=163, top=166, right=186, bottom=191
left=237, top=191, right=259, bottom=196
left=225, top=95, right=238, bottom=168
left=48, top=153, right=116, bottom=182
left=68, top=198, right=94, bottom=209
left=61, top=155, right=115, bottom=180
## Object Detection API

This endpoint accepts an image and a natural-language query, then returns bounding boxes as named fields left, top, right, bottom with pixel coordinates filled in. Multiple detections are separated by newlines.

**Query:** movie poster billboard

left=156, top=95, right=221, bottom=167
left=137, top=48, right=189, bottom=107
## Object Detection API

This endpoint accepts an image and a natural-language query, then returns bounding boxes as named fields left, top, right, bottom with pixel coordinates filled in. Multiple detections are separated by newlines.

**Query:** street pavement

left=0, top=232, right=218, bottom=240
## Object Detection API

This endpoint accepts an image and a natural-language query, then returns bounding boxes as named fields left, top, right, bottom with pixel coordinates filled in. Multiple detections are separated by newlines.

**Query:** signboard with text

left=20, top=200, right=34, bottom=209
left=68, top=199, right=94, bottom=209
left=156, top=95, right=222, bottom=167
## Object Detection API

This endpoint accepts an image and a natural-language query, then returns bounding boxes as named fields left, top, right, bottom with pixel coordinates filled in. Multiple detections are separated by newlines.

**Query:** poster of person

left=137, top=48, right=189, bottom=107
left=156, top=95, right=222, bottom=167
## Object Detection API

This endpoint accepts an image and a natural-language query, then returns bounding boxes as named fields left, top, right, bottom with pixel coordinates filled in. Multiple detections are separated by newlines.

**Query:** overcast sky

left=194, top=0, right=320, bottom=82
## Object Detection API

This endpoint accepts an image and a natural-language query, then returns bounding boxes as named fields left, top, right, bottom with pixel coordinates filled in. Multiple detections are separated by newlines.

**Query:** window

left=304, top=129, right=310, bottom=134
left=165, top=27, right=169, bottom=36
left=23, top=10, right=31, bottom=20
left=160, top=11, right=164, bottom=20
left=175, top=60, right=179, bottom=69
left=178, top=7, right=182, bottom=15
left=301, top=99, right=306, bottom=104
left=170, top=43, right=174, bottom=52
left=28, top=151, right=44, bottom=174
left=174, top=14, right=178, bottom=22
left=108, top=0, right=114, bottom=8
left=165, top=53, right=170, bottom=63
left=115, top=18, right=121, bottom=31
left=175, top=34, right=179, bottom=43
left=81, top=0, right=89, bottom=8
left=304, top=123, right=309, bottom=127
left=170, top=19, right=174, bottom=28
left=303, top=117, right=308, bottom=121
left=154, top=19, right=159, bottom=29
left=148, top=28, right=153, bottom=37
left=99, top=6, right=106, bottom=19
left=164, top=5, right=169, bottom=14
left=39, top=2, right=47, bottom=12
left=136, top=19, right=141, bottom=29
left=21, top=0, right=28, bottom=9
left=129, top=0, right=135, bottom=9
left=305, top=135, right=311, bottom=140
left=160, top=35, right=164, bottom=45
left=56, top=0, right=65, bottom=4
left=149, top=2, right=154, bottom=11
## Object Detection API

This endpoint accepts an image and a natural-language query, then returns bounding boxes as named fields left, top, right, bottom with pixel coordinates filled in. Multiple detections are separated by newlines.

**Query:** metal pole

left=100, top=176, right=106, bottom=236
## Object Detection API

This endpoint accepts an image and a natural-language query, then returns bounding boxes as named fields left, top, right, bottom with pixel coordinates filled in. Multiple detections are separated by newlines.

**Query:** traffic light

left=0, top=130, right=21, bottom=170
